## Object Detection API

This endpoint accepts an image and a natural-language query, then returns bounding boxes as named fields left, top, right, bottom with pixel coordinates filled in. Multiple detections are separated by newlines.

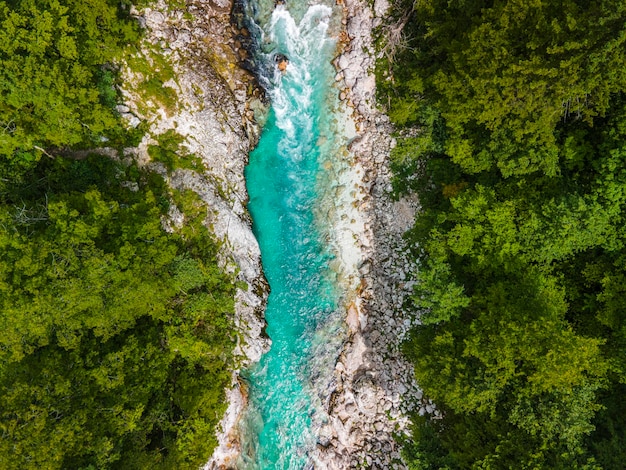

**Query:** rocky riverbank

left=122, top=0, right=423, bottom=468
left=309, top=0, right=424, bottom=468
left=117, top=1, right=271, bottom=467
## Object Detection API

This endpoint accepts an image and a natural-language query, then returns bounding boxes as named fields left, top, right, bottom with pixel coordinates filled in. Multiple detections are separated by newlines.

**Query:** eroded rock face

left=124, top=0, right=269, bottom=364
left=118, top=1, right=270, bottom=467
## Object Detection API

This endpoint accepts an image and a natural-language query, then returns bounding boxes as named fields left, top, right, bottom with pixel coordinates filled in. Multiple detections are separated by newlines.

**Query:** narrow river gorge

left=237, top=1, right=364, bottom=468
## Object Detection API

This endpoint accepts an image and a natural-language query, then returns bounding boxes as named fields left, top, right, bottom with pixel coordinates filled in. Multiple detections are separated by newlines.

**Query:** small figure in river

left=276, top=53, right=289, bottom=72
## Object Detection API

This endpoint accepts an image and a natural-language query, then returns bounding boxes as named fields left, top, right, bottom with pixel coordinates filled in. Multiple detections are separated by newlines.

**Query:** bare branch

left=33, top=145, right=56, bottom=159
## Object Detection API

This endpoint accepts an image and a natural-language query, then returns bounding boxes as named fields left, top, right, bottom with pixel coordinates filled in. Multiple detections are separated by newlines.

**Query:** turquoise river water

left=238, top=1, right=356, bottom=468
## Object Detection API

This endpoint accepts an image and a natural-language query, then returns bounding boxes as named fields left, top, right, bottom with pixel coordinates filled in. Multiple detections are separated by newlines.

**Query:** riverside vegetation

left=379, top=0, right=626, bottom=468
left=0, top=1, right=236, bottom=468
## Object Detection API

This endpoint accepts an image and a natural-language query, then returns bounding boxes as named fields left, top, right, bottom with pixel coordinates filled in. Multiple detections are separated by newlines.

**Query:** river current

left=238, top=1, right=358, bottom=468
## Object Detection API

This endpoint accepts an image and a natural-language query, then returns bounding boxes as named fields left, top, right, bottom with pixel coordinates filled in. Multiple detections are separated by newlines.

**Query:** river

left=237, top=1, right=361, bottom=468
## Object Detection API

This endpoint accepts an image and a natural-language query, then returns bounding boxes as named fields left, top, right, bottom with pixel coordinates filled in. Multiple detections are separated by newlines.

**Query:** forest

left=0, top=1, right=235, bottom=468
left=6, top=0, right=626, bottom=468
left=380, top=0, right=626, bottom=468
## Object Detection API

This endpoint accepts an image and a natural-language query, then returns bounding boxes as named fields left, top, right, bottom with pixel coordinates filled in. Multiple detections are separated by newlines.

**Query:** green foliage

left=148, top=130, right=205, bottom=172
left=384, top=0, right=626, bottom=178
left=0, top=0, right=141, bottom=179
left=383, top=1, right=626, bottom=467
left=0, top=1, right=235, bottom=467
left=125, top=48, right=179, bottom=116
left=0, top=157, right=235, bottom=469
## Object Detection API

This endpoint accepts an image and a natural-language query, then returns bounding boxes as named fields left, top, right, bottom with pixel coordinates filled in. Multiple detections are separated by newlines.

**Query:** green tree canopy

left=0, top=0, right=139, bottom=176
left=382, top=1, right=626, bottom=467
left=0, top=157, right=236, bottom=469
left=387, top=0, right=626, bottom=177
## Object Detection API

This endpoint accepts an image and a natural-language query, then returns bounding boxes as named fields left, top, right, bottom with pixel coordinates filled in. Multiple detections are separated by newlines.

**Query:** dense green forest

left=380, top=1, right=626, bottom=468
left=0, top=0, right=141, bottom=182
left=0, top=1, right=235, bottom=468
